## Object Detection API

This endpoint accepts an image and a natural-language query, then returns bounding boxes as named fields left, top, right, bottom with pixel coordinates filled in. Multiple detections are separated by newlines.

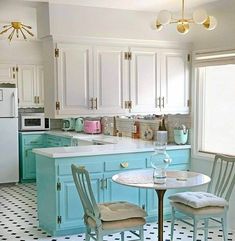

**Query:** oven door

left=21, top=116, right=45, bottom=131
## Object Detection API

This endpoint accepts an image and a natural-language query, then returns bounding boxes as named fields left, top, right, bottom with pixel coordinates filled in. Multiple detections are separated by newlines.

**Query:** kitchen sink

left=72, top=138, right=116, bottom=146
left=92, top=140, right=115, bottom=145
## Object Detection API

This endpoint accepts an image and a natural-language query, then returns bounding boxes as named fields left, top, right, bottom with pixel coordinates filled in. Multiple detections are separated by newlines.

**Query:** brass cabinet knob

left=90, top=98, right=94, bottom=109
left=120, top=162, right=129, bottom=168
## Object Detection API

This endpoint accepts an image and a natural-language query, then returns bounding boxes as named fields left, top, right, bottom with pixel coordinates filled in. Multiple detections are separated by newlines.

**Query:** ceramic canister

left=174, top=129, right=188, bottom=145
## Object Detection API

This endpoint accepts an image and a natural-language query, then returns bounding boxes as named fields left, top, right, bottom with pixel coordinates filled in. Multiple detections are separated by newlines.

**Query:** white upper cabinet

left=35, top=65, right=44, bottom=107
left=161, top=51, right=190, bottom=114
left=56, top=43, right=93, bottom=115
left=17, top=65, right=36, bottom=108
left=0, top=64, right=16, bottom=83
left=43, top=38, right=190, bottom=117
left=130, top=48, right=159, bottom=113
left=93, top=46, right=129, bottom=115
left=17, top=64, right=44, bottom=108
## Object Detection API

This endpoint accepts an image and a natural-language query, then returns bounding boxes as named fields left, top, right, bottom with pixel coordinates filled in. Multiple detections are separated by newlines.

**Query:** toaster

left=84, top=119, right=101, bottom=134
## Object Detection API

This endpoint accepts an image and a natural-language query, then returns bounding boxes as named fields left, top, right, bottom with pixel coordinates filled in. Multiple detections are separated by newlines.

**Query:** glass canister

left=150, top=142, right=172, bottom=184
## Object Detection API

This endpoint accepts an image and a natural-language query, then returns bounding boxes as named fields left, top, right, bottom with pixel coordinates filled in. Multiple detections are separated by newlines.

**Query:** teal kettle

left=75, top=118, right=84, bottom=132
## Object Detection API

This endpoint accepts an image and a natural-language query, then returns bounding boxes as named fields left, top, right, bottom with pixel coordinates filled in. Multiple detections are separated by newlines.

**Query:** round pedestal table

left=112, top=169, right=211, bottom=241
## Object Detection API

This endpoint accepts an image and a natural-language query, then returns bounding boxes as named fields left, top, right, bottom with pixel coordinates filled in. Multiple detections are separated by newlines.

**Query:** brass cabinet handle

left=34, top=96, right=37, bottom=104
left=30, top=141, right=38, bottom=144
left=162, top=97, right=165, bottom=108
left=100, top=178, right=108, bottom=189
left=158, top=97, right=161, bottom=108
left=12, top=67, right=15, bottom=79
left=90, top=98, right=94, bottom=109
left=120, top=162, right=129, bottom=168
left=103, top=178, right=107, bottom=189
left=94, top=97, right=98, bottom=110
left=37, top=96, right=40, bottom=104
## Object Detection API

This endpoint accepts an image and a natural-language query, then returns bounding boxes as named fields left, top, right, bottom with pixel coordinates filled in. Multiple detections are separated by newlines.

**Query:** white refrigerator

left=0, top=85, right=19, bottom=183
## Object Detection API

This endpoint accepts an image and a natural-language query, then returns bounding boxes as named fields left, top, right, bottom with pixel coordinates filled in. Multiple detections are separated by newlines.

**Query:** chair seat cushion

left=168, top=192, right=228, bottom=208
left=98, top=201, right=147, bottom=221
left=170, top=201, right=226, bottom=215
left=87, top=217, right=146, bottom=230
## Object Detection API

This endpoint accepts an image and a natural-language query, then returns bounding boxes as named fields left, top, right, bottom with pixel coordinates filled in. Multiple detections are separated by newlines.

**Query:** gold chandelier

left=0, top=22, right=34, bottom=41
left=155, top=0, right=217, bottom=34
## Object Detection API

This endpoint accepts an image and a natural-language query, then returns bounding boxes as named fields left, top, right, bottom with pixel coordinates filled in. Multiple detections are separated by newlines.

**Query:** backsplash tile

left=116, top=114, right=191, bottom=143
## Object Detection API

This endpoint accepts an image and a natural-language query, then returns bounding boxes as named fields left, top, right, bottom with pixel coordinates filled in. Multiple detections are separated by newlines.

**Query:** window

left=195, top=63, right=235, bottom=156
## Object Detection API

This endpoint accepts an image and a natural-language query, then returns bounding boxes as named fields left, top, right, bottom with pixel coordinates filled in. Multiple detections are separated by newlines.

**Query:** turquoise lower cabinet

left=58, top=174, right=103, bottom=230
left=35, top=149, right=191, bottom=236
left=23, top=148, right=37, bottom=179
left=104, top=172, right=146, bottom=208
left=61, top=137, right=72, bottom=147
left=46, top=134, right=72, bottom=147
left=19, top=133, right=73, bottom=182
left=19, top=133, right=45, bottom=182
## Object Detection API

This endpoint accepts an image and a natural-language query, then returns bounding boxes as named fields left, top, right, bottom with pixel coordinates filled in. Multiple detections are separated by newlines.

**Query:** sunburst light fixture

left=0, top=22, right=34, bottom=41
left=154, top=0, right=217, bottom=34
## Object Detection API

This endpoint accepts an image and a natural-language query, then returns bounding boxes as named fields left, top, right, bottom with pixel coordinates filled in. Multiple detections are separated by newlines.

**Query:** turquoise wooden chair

left=169, top=154, right=235, bottom=241
left=71, top=164, right=146, bottom=241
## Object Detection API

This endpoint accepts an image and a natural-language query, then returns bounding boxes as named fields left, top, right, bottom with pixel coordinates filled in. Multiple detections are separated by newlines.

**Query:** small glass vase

left=151, top=142, right=172, bottom=184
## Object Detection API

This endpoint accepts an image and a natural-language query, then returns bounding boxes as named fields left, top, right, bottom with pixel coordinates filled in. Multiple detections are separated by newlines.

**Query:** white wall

left=0, top=1, right=43, bottom=64
left=37, top=0, right=235, bottom=51
left=0, top=1, right=38, bottom=40
left=45, top=3, right=194, bottom=44
left=192, top=0, right=235, bottom=50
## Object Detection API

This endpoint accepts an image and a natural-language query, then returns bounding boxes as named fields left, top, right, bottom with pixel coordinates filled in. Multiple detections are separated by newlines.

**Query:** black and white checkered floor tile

left=0, top=183, right=234, bottom=241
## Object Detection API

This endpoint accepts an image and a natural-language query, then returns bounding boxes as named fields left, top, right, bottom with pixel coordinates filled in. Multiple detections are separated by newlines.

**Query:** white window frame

left=191, top=49, right=235, bottom=160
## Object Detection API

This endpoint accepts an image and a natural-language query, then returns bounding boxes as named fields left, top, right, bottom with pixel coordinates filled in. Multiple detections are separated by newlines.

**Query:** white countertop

left=32, top=130, right=191, bottom=158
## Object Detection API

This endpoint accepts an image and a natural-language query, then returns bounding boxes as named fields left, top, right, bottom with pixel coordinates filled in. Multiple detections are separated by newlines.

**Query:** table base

left=155, top=189, right=166, bottom=241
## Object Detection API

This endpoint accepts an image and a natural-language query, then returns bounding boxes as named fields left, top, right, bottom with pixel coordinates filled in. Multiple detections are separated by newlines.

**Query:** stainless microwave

left=19, top=113, right=50, bottom=131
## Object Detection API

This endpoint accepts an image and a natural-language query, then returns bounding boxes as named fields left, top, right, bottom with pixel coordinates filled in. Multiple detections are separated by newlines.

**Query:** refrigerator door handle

left=12, top=92, right=17, bottom=117
left=0, top=89, right=3, bottom=101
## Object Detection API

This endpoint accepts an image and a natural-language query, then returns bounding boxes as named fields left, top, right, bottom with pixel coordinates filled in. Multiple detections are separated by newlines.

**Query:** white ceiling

left=24, top=0, right=220, bottom=12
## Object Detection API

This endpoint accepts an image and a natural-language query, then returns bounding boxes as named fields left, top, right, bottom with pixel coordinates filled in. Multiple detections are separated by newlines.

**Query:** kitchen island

left=33, top=133, right=191, bottom=236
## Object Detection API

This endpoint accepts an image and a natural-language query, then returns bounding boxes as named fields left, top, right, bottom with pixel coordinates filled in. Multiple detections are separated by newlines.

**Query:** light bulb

left=156, top=20, right=163, bottom=31
left=177, top=20, right=190, bottom=34
left=157, top=10, right=171, bottom=25
left=150, top=20, right=163, bottom=31
left=193, top=9, right=208, bottom=24
left=203, top=16, right=217, bottom=30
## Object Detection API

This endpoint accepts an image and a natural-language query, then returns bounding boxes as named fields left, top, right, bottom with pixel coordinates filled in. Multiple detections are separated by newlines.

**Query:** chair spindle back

left=71, top=164, right=100, bottom=219
left=207, top=154, right=235, bottom=201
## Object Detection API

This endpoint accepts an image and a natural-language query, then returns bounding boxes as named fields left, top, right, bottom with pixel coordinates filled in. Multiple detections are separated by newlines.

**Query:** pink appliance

left=84, top=119, right=101, bottom=134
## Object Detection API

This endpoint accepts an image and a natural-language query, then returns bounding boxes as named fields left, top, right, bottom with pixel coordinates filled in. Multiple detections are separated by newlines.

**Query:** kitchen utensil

left=62, top=118, right=75, bottom=131
left=84, top=118, right=101, bottom=134
left=174, top=129, right=188, bottom=144
left=75, top=117, right=84, bottom=132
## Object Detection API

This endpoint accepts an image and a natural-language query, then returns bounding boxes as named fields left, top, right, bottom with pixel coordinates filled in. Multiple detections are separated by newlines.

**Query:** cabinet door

left=57, top=43, right=93, bottom=115
left=0, top=64, right=16, bottom=83
left=93, top=46, right=129, bottom=115
left=46, top=135, right=62, bottom=147
left=130, top=47, right=160, bottom=113
left=161, top=51, right=190, bottom=114
left=58, top=174, right=103, bottom=229
left=17, top=65, right=37, bottom=107
left=23, top=148, right=36, bottom=180
left=104, top=172, right=146, bottom=209
left=19, top=134, right=45, bottom=181
left=36, top=65, right=44, bottom=107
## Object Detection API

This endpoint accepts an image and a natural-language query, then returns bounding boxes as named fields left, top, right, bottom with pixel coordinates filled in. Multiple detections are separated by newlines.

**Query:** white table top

left=112, top=169, right=211, bottom=190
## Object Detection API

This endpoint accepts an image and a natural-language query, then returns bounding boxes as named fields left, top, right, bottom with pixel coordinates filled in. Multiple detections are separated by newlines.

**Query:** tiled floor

left=0, top=183, right=234, bottom=241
